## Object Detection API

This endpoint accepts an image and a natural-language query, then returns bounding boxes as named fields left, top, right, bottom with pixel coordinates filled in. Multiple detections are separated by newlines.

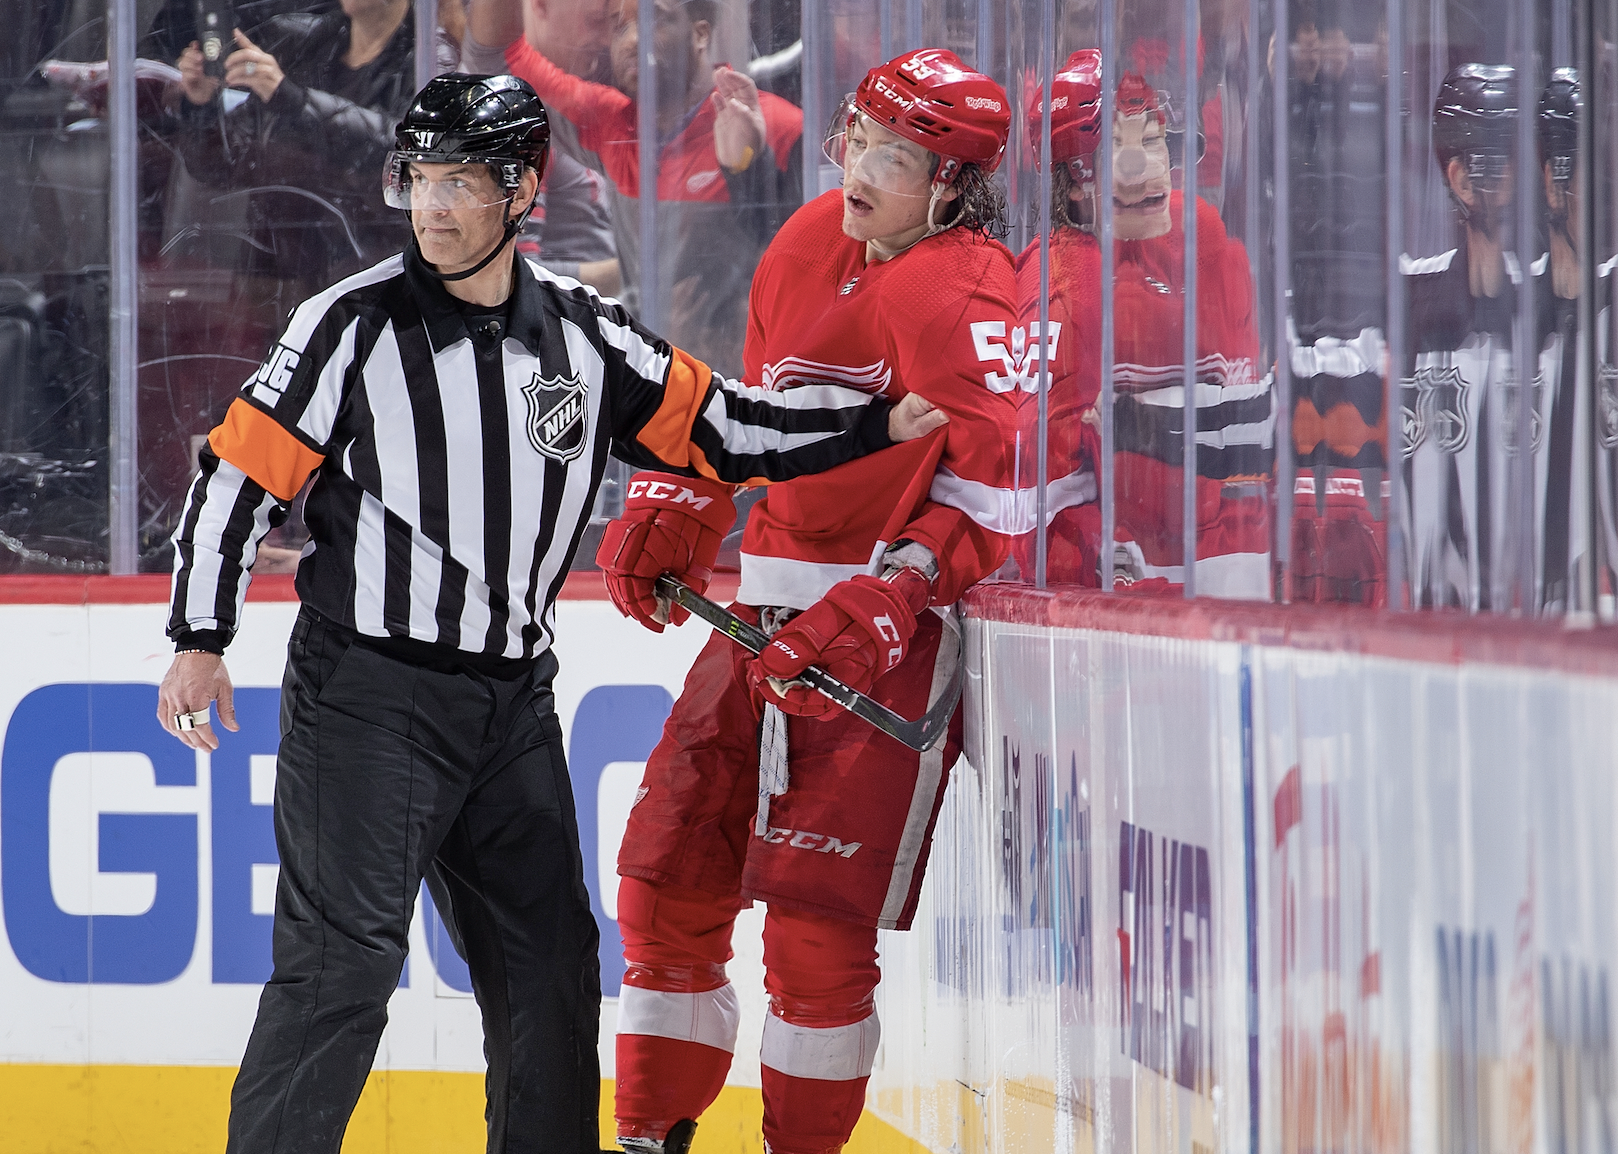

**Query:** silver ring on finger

left=245, top=61, right=257, bottom=76
left=175, top=708, right=211, bottom=731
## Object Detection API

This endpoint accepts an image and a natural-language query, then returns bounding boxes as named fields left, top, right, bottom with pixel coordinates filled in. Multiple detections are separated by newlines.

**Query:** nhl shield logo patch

left=521, top=371, right=588, bottom=462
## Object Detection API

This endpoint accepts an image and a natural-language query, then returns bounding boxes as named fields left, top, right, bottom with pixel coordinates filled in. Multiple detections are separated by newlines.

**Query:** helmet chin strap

left=866, top=182, right=959, bottom=260
left=416, top=195, right=530, bottom=283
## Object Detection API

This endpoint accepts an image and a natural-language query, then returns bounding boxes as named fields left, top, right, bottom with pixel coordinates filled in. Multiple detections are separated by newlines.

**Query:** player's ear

left=516, top=166, right=540, bottom=214
left=690, top=19, right=712, bottom=53
left=1446, top=156, right=1475, bottom=210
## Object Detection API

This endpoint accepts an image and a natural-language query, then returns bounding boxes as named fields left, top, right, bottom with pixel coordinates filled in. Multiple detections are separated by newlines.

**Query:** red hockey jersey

left=738, top=190, right=1019, bottom=609
left=1010, top=193, right=1275, bottom=595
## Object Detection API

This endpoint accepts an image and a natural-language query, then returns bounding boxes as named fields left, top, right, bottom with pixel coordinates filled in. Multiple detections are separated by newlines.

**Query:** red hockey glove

left=748, top=569, right=932, bottom=717
left=594, top=471, right=736, bottom=632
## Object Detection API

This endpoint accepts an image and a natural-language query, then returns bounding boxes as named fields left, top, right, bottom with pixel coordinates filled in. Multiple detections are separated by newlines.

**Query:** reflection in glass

left=1284, top=4, right=1391, bottom=607
left=1019, top=58, right=1272, bottom=597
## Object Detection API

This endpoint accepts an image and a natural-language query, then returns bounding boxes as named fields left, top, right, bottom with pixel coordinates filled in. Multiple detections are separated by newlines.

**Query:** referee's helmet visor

left=383, top=157, right=522, bottom=211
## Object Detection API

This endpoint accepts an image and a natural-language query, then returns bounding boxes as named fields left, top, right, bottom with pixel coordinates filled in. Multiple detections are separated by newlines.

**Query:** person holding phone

left=172, top=0, right=418, bottom=290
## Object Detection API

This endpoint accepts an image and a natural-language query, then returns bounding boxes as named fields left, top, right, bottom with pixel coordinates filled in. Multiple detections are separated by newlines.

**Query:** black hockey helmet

left=386, top=74, right=550, bottom=206
left=1432, top=63, right=1516, bottom=186
left=385, top=74, right=550, bottom=281
left=1538, top=67, right=1580, bottom=186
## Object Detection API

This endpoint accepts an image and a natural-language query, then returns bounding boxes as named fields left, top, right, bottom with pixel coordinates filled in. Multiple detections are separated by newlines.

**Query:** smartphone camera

left=194, top=0, right=235, bottom=80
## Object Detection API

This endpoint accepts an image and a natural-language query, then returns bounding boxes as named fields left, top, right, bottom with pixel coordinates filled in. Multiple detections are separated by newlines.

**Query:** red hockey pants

left=614, top=877, right=881, bottom=1154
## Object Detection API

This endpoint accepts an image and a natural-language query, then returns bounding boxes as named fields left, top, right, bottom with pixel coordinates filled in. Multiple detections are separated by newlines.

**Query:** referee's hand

left=888, top=392, right=950, bottom=442
left=158, top=653, right=239, bottom=751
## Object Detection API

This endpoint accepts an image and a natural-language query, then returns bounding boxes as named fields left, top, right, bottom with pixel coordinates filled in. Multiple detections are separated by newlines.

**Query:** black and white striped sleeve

left=587, top=291, right=894, bottom=482
left=166, top=260, right=387, bottom=650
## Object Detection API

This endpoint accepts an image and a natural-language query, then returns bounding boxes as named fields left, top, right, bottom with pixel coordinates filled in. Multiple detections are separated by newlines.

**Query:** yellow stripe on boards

left=0, top=1067, right=922, bottom=1153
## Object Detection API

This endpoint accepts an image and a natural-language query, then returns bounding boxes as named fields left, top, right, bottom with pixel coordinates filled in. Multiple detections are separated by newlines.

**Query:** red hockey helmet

left=846, top=48, right=1011, bottom=181
left=1028, top=49, right=1104, bottom=173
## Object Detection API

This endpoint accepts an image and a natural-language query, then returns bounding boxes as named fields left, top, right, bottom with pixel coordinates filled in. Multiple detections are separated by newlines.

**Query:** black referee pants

left=226, top=607, right=602, bottom=1154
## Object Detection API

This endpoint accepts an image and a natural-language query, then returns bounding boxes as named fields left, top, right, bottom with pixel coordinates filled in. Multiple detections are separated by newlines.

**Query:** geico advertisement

left=0, top=596, right=706, bottom=1070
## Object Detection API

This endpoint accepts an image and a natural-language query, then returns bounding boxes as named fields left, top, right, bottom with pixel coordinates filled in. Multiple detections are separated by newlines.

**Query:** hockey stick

left=654, top=575, right=961, bottom=753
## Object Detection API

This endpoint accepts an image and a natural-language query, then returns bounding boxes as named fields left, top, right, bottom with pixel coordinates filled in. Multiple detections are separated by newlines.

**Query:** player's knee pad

left=617, top=876, right=743, bottom=980
left=761, top=905, right=880, bottom=1027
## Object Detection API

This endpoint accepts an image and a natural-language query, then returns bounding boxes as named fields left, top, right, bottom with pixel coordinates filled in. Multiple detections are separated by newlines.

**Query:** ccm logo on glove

left=595, top=471, right=736, bottom=633
left=625, top=478, right=717, bottom=510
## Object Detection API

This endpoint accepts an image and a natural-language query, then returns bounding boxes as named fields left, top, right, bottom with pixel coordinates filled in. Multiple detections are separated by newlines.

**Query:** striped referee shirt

left=168, top=246, right=894, bottom=661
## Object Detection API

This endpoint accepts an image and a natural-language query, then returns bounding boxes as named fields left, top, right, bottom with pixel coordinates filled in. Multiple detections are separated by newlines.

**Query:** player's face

left=1447, top=156, right=1514, bottom=237
left=840, top=114, right=948, bottom=247
left=1112, top=111, right=1172, bottom=240
left=408, top=163, right=515, bottom=274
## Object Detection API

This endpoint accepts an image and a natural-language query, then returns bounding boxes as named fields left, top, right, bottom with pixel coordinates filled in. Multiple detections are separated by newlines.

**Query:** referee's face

left=409, top=163, right=528, bottom=276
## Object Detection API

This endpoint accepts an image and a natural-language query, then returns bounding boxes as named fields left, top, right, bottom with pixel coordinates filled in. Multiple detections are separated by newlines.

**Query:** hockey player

left=593, top=49, right=1018, bottom=1154
left=1012, top=59, right=1273, bottom=595
left=1401, top=64, right=1537, bottom=610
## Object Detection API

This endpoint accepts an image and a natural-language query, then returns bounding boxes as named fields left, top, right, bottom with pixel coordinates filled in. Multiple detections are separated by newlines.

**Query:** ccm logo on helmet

left=964, top=95, right=1002, bottom=112
left=872, top=76, right=915, bottom=111
left=628, top=479, right=714, bottom=510
left=758, top=826, right=863, bottom=858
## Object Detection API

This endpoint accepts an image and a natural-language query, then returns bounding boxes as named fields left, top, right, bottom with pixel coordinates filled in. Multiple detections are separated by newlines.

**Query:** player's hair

left=1050, top=162, right=1087, bottom=231
left=932, top=159, right=1010, bottom=239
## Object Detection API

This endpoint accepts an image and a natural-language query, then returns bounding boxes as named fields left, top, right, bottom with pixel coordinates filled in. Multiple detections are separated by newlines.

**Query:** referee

left=157, top=74, right=943, bottom=1154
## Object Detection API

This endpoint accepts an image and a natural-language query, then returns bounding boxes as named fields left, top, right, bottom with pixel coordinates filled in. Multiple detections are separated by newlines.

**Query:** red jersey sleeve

left=505, top=40, right=629, bottom=156
left=887, top=286, right=1020, bottom=603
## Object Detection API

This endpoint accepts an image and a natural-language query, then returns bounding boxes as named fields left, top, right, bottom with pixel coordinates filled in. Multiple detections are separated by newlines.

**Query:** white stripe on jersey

left=929, top=467, right=1030, bottom=535
left=1288, top=323, right=1385, bottom=380
left=180, top=461, right=249, bottom=631
left=280, top=255, right=404, bottom=354
left=1193, top=420, right=1275, bottom=450
left=292, top=316, right=359, bottom=446
left=407, top=530, right=445, bottom=643
left=1131, top=377, right=1275, bottom=409
left=597, top=313, right=671, bottom=383
left=737, top=554, right=870, bottom=610
left=1137, top=551, right=1272, bottom=599
left=1400, top=249, right=1457, bottom=276
left=369, top=325, right=420, bottom=526
left=352, top=490, right=389, bottom=636
left=694, top=389, right=846, bottom=458
left=999, top=469, right=1100, bottom=534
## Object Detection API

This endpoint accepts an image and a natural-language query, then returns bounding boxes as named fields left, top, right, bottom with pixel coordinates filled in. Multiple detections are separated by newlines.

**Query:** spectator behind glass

left=172, top=0, right=416, bottom=294
left=463, top=0, right=804, bottom=375
left=516, top=149, right=622, bottom=294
